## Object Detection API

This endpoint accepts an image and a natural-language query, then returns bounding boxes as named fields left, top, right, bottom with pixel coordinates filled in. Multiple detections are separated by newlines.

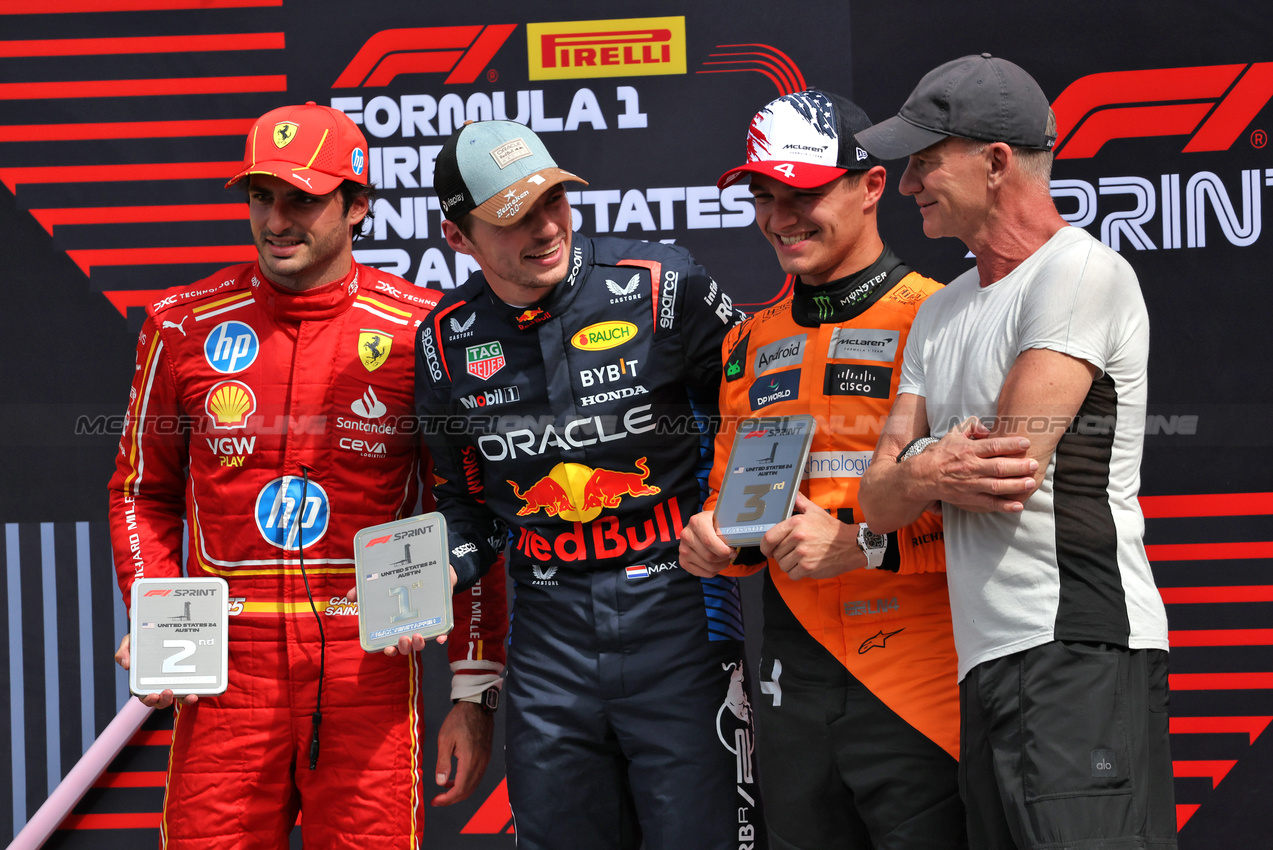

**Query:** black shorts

left=959, top=641, right=1177, bottom=850
left=757, top=621, right=966, bottom=850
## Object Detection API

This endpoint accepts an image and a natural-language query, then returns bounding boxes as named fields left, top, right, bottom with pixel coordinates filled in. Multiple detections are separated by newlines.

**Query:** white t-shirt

left=900, top=226, right=1169, bottom=680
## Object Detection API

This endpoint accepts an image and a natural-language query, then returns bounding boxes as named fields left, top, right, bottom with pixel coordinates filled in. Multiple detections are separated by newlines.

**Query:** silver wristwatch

left=856, top=522, right=888, bottom=569
left=897, top=436, right=940, bottom=463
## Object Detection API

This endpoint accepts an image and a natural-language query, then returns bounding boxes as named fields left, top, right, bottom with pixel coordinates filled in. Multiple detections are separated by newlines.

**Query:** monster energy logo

left=812, top=293, right=833, bottom=320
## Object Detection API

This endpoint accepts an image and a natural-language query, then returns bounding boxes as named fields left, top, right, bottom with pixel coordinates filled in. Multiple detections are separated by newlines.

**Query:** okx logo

left=1052, top=62, right=1273, bottom=158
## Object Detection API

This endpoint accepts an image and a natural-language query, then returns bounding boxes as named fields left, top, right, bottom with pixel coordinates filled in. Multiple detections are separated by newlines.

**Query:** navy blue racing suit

left=417, top=235, right=765, bottom=850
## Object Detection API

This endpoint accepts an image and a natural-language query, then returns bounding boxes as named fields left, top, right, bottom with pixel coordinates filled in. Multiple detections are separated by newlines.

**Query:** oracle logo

left=1052, top=62, right=1273, bottom=158
left=333, top=24, right=517, bottom=88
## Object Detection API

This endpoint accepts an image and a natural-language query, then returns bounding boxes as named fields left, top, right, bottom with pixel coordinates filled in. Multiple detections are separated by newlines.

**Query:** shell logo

left=205, top=381, right=257, bottom=429
left=571, top=321, right=637, bottom=351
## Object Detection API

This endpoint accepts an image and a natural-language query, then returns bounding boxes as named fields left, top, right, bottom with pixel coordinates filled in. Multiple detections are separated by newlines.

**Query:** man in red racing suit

left=108, top=102, right=506, bottom=849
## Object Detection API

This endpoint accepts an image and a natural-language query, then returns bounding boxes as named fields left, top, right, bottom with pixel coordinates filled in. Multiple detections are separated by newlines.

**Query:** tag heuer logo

left=273, top=122, right=299, bottom=148
left=466, top=341, right=506, bottom=380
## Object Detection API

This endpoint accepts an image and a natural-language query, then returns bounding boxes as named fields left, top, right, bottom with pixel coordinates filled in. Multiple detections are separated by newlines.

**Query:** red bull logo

left=514, top=496, right=686, bottom=563
left=515, top=308, right=552, bottom=330
left=507, top=457, right=661, bottom=521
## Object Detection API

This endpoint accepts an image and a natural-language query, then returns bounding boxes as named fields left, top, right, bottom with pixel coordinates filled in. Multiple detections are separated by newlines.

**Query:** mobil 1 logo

left=824, top=363, right=892, bottom=398
left=129, top=577, right=229, bottom=696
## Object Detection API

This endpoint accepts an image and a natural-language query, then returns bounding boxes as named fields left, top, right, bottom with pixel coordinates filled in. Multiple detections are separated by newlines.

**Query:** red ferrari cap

left=226, top=101, right=369, bottom=194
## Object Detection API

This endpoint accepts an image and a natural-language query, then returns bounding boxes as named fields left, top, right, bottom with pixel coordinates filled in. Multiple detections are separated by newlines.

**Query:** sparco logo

left=421, top=326, right=442, bottom=382
left=1052, top=62, right=1273, bottom=158
left=659, top=269, right=678, bottom=330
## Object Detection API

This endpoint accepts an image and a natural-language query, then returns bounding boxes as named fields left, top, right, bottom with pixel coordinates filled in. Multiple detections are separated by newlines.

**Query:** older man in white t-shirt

left=857, top=55, right=1176, bottom=850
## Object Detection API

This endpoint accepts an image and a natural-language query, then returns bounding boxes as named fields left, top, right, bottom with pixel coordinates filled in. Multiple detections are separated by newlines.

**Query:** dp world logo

left=255, top=476, right=330, bottom=550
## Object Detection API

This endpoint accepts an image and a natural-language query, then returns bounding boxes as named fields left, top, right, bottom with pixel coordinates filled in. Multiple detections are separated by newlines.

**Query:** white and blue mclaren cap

left=435, top=120, right=587, bottom=226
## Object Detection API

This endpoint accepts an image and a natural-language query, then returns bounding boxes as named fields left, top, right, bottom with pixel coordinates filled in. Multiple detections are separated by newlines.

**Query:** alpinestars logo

left=1052, top=62, right=1273, bottom=159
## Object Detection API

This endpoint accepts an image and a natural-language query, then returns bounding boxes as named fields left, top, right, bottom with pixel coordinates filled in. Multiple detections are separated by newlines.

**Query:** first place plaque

left=129, top=577, right=229, bottom=697
left=354, top=512, right=454, bottom=652
left=715, top=414, right=817, bottom=547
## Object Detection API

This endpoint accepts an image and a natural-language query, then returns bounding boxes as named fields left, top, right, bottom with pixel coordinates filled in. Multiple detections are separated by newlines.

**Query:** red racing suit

left=108, top=262, right=507, bottom=849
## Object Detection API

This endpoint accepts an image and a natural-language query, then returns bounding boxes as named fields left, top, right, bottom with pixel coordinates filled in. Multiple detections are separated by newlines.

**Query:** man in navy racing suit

left=416, top=119, right=765, bottom=850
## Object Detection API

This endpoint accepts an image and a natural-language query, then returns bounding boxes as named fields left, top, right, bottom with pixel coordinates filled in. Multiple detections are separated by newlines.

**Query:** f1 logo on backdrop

left=1052, top=62, right=1273, bottom=158
left=333, top=25, right=517, bottom=87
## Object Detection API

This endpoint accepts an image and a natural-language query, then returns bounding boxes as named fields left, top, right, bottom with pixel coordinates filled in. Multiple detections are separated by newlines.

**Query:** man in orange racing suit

left=108, top=102, right=506, bottom=849
left=680, top=90, right=964, bottom=850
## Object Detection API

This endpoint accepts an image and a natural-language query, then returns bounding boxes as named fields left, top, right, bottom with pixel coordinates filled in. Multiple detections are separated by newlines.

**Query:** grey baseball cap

left=434, top=120, right=587, bottom=226
left=856, top=54, right=1056, bottom=159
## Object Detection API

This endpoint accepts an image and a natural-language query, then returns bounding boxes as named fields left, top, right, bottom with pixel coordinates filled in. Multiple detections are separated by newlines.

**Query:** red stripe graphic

left=67, top=245, right=255, bottom=274
left=1140, top=492, right=1273, bottom=518
left=1170, top=629, right=1273, bottom=646
left=0, top=118, right=254, bottom=142
left=1170, top=673, right=1273, bottom=690
left=0, top=32, right=283, bottom=57
left=0, top=161, right=240, bottom=191
left=103, top=290, right=164, bottom=317
left=0, top=0, right=281, bottom=12
left=1146, top=541, right=1273, bottom=562
left=1177, top=804, right=1200, bottom=831
left=1170, top=716, right=1272, bottom=743
left=697, top=44, right=807, bottom=97
left=94, top=771, right=167, bottom=788
left=58, top=813, right=163, bottom=830
left=460, top=777, right=514, bottom=834
left=0, top=75, right=286, bottom=100
left=1173, top=759, right=1238, bottom=787
left=1160, top=586, right=1273, bottom=604
left=29, top=204, right=246, bottom=234
left=127, top=729, right=172, bottom=747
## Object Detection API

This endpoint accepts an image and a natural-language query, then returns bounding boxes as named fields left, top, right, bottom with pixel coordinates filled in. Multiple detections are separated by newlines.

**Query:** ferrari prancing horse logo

left=359, top=331, right=392, bottom=372
left=273, top=122, right=299, bottom=149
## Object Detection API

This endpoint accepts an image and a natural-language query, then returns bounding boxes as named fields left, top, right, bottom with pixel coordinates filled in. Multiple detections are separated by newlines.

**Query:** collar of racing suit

left=253, top=262, right=360, bottom=323
left=790, top=244, right=908, bottom=327
left=481, top=235, right=595, bottom=329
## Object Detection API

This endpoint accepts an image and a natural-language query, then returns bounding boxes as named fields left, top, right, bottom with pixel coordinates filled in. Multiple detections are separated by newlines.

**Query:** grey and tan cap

left=434, top=120, right=587, bottom=226
left=856, top=53, right=1056, bottom=159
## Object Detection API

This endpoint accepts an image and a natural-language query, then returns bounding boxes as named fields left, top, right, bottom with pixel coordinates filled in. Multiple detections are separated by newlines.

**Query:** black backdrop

left=2, top=1, right=1271, bottom=846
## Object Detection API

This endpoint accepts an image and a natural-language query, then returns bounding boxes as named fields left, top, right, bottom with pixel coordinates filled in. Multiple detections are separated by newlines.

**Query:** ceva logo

left=333, top=25, right=517, bottom=87
left=1052, top=62, right=1273, bottom=158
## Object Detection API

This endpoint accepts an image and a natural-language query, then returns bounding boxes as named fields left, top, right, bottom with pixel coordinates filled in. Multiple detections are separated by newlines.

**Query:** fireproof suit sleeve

left=415, top=315, right=507, bottom=594
left=676, top=264, right=748, bottom=402
left=108, top=315, right=189, bottom=613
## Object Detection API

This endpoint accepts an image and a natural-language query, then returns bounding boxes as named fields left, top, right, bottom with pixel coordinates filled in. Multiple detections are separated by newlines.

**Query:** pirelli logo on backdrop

left=527, top=17, right=687, bottom=80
